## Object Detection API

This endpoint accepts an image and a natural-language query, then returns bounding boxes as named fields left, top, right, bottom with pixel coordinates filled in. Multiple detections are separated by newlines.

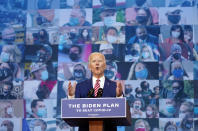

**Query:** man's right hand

left=68, top=81, right=76, bottom=96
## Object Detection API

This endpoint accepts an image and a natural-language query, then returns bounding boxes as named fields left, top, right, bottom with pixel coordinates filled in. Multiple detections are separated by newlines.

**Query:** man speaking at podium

left=68, top=52, right=123, bottom=131
left=68, top=52, right=123, bottom=98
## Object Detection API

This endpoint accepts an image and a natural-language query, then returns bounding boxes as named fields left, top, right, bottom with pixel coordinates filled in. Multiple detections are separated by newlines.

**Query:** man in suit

left=68, top=52, right=123, bottom=131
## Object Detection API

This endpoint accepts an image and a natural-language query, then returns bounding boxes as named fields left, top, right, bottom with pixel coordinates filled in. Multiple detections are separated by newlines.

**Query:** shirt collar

left=92, top=75, right=105, bottom=81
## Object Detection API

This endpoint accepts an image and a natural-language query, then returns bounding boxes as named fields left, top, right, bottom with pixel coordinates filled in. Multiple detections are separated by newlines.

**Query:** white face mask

left=104, top=16, right=116, bottom=26
left=107, top=35, right=117, bottom=43
left=0, top=126, right=7, bottom=131
left=34, top=126, right=42, bottom=131
left=179, top=113, right=186, bottom=118
left=172, top=31, right=180, bottom=38
left=7, top=107, right=13, bottom=115
left=67, top=0, right=74, bottom=7
left=146, top=110, right=153, bottom=115
left=82, top=31, right=88, bottom=37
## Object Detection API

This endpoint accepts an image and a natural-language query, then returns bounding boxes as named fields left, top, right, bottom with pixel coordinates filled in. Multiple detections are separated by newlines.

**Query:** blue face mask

left=104, top=70, right=115, bottom=80
left=166, top=105, right=176, bottom=114
left=41, top=70, right=49, bottom=81
left=104, top=16, right=116, bottom=26
left=135, top=68, right=148, bottom=79
left=69, top=17, right=79, bottom=26
left=172, top=68, right=184, bottom=78
left=37, top=108, right=47, bottom=118
left=142, top=52, right=150, bottom=59
left=1, top=52, right=10, bottom=62
left=194, top=107, right=198, bottom=115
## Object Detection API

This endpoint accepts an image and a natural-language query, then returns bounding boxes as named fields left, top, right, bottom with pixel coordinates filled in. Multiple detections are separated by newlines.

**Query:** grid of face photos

left=0, top=0, right=198, bottom=131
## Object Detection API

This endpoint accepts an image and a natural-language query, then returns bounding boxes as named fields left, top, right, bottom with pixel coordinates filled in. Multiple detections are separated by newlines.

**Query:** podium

left=61, top=98, right=131, bottom=131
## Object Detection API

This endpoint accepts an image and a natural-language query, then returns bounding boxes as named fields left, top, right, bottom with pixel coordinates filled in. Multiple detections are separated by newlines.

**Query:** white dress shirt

left=92, top=75, right=105, bottom=89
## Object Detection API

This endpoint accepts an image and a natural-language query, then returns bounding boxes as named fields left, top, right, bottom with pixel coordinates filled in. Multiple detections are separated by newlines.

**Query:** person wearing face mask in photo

left=165, top=44, right=188, bottom=63
left=134, top=119, right=150, bottom=131
left=99, top=44, right=117, bottom=62
left=34, top=29, right=50, bottom=45
left=29, top=119, right=47, bottom=131
left=183, top=25, right=193, bottom=46
left=178, top=118, right=194, bottom=131
left=135, top=87, right=144, bottom=99
left=105, top=27, right=119, bottom=44
left=69, top=63, right=88, bottom=83
left=59, top=31, right=73, bottom=46
left=93, top=8, right=124, bottom=27
left=0, top=82, right=16, bottom=99
left=104, top=62, right=121, bottom=80
left=140, top=81, right=152, bottom=104
left=95, top=26, right=124, bottom=44
left=125, top=0, right=159, bottom=26
left=165, top=81, right=189, bottom=99
left=0, top=101, right=15, bottom=118
left=140, top=44, right=156, bottom=61
left=151, top=86, right=160, bottom=100
left=0, top=63, right=19, bottom=82
left=135, top=8, right=153, bottom=26
left=36, top=44, right=53, bottom=63
left=63, top=9, right=91, bottom=27
left=150, top=86, right=160, bottom=105
left=128, top=26, right=159, bottom=45
left=125, top=83, right=135, bottom=106
left=67, top=45, right=82, bottom=62
left=0, top=45, right=22, bottom=63
left=30, top=100, right=47, bottom=118
left=35, top=45, right=57, bottom=80
left=130, top=99, right=146, bottom=118
left=164, top=121, right=178, bottom=131
left=160, top=99, right=178, bottom=118
left=165, top=9, right=183, bottom=25
left=179, top=101, right=194, bottom=119
left=77, top=28, right=92, bottom=44
left=127, top=62, right=153, bottom=80
left=30, top=63, right=50, bottom=81
left=146, top=104, right=159, bottom=118
left=168, top=61, right=189, bottom=80
left=0, top=120, right=14, bottom=131
left=125, top=43, right=141, bottom=62
left=160, top=25, right=193, bottom=60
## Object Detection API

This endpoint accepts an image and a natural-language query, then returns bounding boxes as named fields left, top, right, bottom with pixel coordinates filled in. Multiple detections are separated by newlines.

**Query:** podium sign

left=61, top=98, right=126, bottom=118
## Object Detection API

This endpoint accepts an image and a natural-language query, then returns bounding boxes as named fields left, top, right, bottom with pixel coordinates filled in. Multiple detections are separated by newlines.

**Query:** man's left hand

left=116, top=81, right=123, bottom=97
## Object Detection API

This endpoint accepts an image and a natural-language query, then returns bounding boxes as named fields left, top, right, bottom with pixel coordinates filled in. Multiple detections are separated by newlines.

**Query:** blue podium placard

left=61, top=98, right=126, bottom=118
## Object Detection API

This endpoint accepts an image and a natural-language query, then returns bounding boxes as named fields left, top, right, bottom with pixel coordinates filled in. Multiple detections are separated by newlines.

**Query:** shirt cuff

left=68, top=95, right=75, bottom=99
left=116, top=94, right=123, bottom=98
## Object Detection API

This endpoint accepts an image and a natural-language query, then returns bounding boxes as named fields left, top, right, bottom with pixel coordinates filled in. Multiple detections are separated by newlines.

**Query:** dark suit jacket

left=75, top=77, right=116, bottom=98
left=75, top=77, right=118, bottom=131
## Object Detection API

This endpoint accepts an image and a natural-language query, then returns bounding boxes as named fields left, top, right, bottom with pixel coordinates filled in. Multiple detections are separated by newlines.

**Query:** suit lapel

left=103, top=77, right=109, bottom=96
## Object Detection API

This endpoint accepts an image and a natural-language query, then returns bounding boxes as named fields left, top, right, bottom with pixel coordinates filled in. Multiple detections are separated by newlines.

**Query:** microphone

left=87, top=88, right=94, bottom=98
left=96, top=88, right=103, bottom=98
